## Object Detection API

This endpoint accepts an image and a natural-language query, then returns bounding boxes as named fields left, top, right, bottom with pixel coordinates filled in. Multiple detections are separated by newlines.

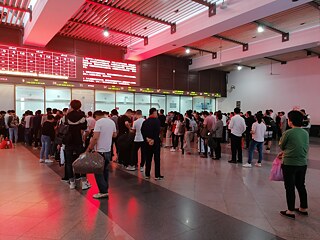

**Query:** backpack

left=302, top=115, right=309, bottom=127
left=55, top=117, right=69, bottom=145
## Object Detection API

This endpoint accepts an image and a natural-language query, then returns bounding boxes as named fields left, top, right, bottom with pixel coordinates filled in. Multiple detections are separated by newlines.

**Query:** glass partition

left=45, top=88, right=71, bottom=111
left=193, top=96, right=205, bottom=112
left=204, top=98, right=216, bottom=113
left=151, top=94, right=166, bottom=113
left=95, top=91, right=115, bottom=112
left=0, top=84, right=14, bottom=112
left=180, top=96, right=192, bottom=115
left=166, top=95, right=180, bottom=112
left=116, top=92, right=134, bottom=114
left=135, top=93, right=150, bottom=117
left=16, top=86, right=44, bottom=118
left=71, top=89, right=94, bottom=114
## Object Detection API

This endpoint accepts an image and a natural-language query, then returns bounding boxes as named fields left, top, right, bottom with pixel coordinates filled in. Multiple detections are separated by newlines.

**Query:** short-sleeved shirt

left=158, top=114, right=166, bottom=127
left=279, top=128, right=309, bottom=166
left=133, top=118, right=145, bottom=142
left=252, top=122, right=266, bottom=142
left=204, top=115, right=215, bottom=131
left=86, top=117, right=96, bottom=131
left=118, top=115, right=132, bottom=136
left=94, top=118, right=116, bottom=152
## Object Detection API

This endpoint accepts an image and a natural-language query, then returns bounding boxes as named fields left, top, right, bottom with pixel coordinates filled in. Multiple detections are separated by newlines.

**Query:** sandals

left=280, top=210, right=295, bottom=219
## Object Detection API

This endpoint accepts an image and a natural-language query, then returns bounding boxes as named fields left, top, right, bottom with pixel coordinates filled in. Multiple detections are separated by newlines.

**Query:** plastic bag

left=269, top=157, right=283, bottom=181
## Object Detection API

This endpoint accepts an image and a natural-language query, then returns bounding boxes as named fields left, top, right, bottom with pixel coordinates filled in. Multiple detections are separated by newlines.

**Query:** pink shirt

left=204, top=115, right=216, bottom=131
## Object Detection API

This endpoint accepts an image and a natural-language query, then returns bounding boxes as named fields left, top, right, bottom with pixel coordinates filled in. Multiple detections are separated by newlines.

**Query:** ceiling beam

left=213, top=34, right=249, bottom=51
left=264, top=57, right=287, bottom=64
left=254, top=20, right=289, bottom=42
left=86, top=0, right=176, bottom=34
left=0, top=2, right=32, bottom=21
left=190, top=25, right=319, bottom=71
left=305, top=49, right=320, bottom=58
left=191, top=0, right=216, bottom=17
left=68, top=19, right=149, bottom=45
left=184, top=45, right=217, bottom=59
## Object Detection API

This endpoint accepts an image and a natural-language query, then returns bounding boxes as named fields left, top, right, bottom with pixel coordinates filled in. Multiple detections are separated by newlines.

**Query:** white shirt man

left=228, top=108, right=246, bottom=163
left=87, top=111, right=117, bottom=199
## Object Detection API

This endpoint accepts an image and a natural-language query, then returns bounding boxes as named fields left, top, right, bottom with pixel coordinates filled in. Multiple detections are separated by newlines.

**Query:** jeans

left=231, top=133, right=242, bottom=162
left=282, top=165, right=308, bottom=211
left=174, top=134, right=184, bottom=150
left=40, top=135, right=51, bottom=160
left=94, top=152, right=111, bottom=194
left=145, top=142, right=161, bottom=178
left=247, top=140, right=263, bottom=164
left=24, top=128, right=31, bottom=146
left=131, top=141, right=146, bottom=167
left=9, top=127, right=18, bottom=143
left=64, top=144, right=84, bottom=180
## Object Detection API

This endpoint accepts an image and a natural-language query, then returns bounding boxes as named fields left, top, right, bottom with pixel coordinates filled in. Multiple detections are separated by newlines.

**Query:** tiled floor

left=0, top=138, right=319, bottom=240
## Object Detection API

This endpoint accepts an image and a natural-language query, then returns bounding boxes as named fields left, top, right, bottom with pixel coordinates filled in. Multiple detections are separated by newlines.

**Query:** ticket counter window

left=166, top=95, right=180, bottom=112
left=71, top=89, right=94, bottom=114
left=95, top=91, right=115, bottom=112
left=151, top=95, right=166, bottom=113
left=46, top=88, right=71, bottom=111
left=135, top=93, right=151, bottom=117
left=193, top=97, right=205, bottom=112
left=0, top=84, right=14, bottom=112
left=116, top=92, right=134, bottom=114
left=16, top=86, right=44, bottom=118
left=180, top=96, right=192, bottom=115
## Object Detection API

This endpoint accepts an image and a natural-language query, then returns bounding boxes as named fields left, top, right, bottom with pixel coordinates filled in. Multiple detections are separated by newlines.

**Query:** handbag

left=200, top=127, right=209, bottom=139
left=73, top=152, right=105, bottom=174
left=269, top=157, right=283, bottom=181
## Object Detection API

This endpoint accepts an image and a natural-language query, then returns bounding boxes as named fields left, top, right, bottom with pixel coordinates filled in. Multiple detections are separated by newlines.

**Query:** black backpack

left=55, top=117, right=69, bottom=145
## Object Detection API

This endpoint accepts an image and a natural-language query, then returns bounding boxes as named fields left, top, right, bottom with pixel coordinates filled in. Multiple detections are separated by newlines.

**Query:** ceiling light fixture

left=257, top=26, right=264, bottom=33
left=103, top=28, right=110, bottom=37
left=185, top=48, right=191, bottom=54
left=237, top=65, right=243, bottom=71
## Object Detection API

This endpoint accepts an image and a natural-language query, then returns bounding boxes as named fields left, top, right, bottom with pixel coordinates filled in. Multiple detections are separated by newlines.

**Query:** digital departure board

left=0, top=45, right=76, bottom=79
left=83, top=57, right=137, bottom=86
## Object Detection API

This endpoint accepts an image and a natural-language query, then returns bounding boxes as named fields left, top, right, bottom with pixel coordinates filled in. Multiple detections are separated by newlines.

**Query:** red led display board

left=0, top=45, right=76, bottom=79
left=83, top=57, right=137, bottom=86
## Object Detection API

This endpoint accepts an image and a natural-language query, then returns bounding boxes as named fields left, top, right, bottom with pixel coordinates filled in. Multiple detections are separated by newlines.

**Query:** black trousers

left=131, top=141, right=146, bottom=167
left=245, top=128, right=252, bottom=148
left=145, top=142, right=161, bottom=178
left=222, top=126, right=227, bottom=143
left=231, top=133, right=242, bottom=162
left=214, top=138, right=222, bottom=158
left=282, top=165, right=308, bottom=211
left=64, top=144, right=84, bottom=180
left=174, top=134, right=184, bottom=150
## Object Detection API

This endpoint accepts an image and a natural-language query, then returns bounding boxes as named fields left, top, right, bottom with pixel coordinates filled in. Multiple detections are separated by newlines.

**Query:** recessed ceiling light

left=257, top=26, right=264, bottom=33
left=103, top=29, right=110, bottom=37
left=252, top=36, right=257, bottom=38
left=185, top=48, right=191, bottom=54
left=174, top=9, right=179, bottom=13
left=300, top=22, right=305, bottom=25
left=237, top=65, right=243, bottom=70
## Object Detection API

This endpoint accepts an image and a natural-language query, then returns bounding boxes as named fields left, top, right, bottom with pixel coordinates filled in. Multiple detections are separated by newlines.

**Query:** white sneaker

left=93, top=193, right=108, bottom=199
left=82, top=181, right=91, bottom=190
left=69, top=181, right=76, bottom=190
left=242, top=163, right=252, bottom=168
left=45, top=159, right=53, bottom=163
left=39, top=159, right=44, bottom=163
left=140, top=167, right=144, bottom=172
left=126, top=166, right=136, bottom=171
left=170, top=148, right=176, bottom=152
left=255, top=163, right=262, bottom=167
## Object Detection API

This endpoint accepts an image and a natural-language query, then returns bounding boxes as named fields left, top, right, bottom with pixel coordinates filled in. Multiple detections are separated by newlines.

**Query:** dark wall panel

left=46, top=36, right=75, bottom=54
left=140, top=56, right=157, bottom=88
left=174, top=59, right=188, bottom=90
left=188, top=72, right=199, bottom=91
left=199, top=70, right=211, bottom=92
left=0, top=26, right=22, bottom=45
left=158, top=55, right=173, bottom=89
left=74, top=40, right=101, bottom=58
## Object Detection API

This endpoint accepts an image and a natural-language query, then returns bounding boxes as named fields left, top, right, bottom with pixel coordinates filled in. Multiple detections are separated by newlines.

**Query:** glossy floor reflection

left=0, top=137, right=319, bottom=240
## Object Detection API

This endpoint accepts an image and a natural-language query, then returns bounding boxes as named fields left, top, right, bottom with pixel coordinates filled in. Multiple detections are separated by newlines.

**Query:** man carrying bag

left=86, top=110, right=117, bottom=199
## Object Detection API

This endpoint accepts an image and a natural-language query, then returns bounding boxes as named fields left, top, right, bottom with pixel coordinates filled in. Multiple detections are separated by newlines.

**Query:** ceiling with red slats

left=0, top=0, right=32, bottom=27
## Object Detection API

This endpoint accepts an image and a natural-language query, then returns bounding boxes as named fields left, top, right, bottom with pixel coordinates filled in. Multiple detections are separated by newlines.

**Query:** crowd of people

left=0, top=103, right=311, bottom=218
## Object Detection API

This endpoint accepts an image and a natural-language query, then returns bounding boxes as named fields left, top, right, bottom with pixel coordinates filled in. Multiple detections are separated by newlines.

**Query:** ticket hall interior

left=0, top=0, right=320, bottom=239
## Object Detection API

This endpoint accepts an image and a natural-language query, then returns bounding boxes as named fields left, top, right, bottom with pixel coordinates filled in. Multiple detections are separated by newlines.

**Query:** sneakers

left=242, top=163, right=252, bottom=168
left=45, top=159, right=54, bottom=163
left=170, top=148, right=176, bottom=152
left=155, top=176, right=164, bottom=180
left=126, top=165, right=136, bottom=171
left=61, top=177, right=69, bottom=183
left=69, top=181, right=76, bottom=190
left=255, top=163, right=262, bottom=167
left=93, top=193, right=108, bottom=199
left=39, top=159, right=44, bottom=163
left=81, top=181, right=91, bottom=190
left=140, top=167, right=144, bottom=172
left=144, top=176, right=150, bottom=179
